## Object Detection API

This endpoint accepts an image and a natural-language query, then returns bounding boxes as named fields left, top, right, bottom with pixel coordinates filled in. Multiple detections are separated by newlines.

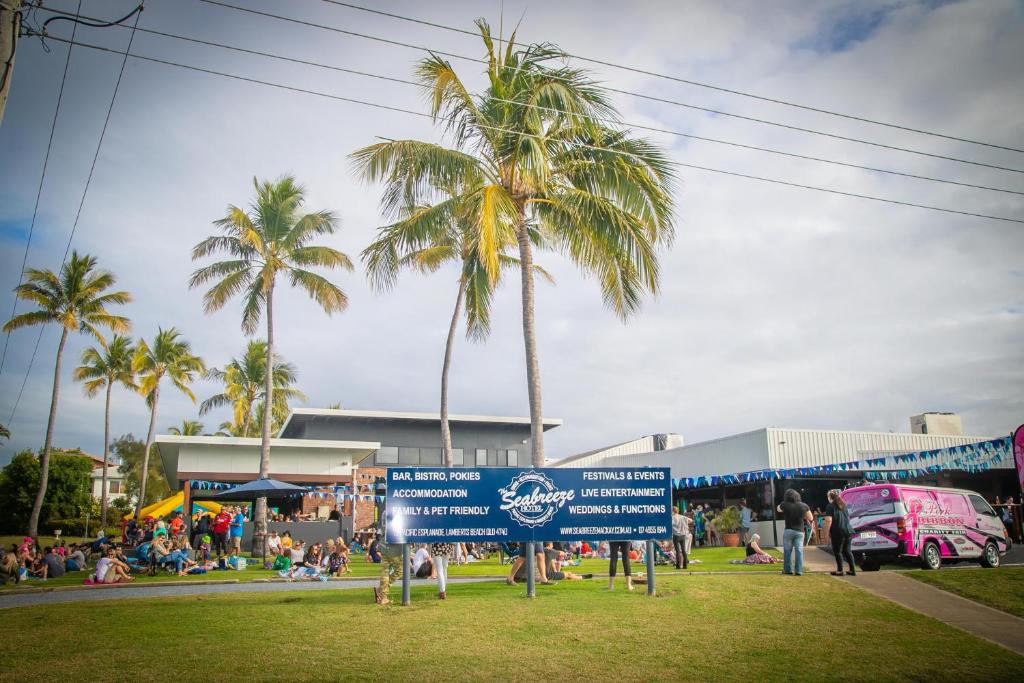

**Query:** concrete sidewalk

left=843, top=572, right=1024, bottom=656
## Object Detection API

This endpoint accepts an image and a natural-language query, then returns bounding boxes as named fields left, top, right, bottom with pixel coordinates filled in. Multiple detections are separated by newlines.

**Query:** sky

left=0, top=0, right=1021, bottom=466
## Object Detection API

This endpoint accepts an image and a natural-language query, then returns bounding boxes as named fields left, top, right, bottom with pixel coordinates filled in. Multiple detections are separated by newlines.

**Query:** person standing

left=212, top=508, right=231, bottom=558
left=671, top=507, right=691, bottom=570
left=823, top=489, right=856, bottom=576
left=430, top=542, right=453, bottom=600
left=192, top=512, right=211, bottom=550
left=777, top=489, right=813, bottom=576
left=608, top=540, right=633, bottom=590
left=739, top=499, right=753, bottom=545
left=230, top=506, right=246, bottom=554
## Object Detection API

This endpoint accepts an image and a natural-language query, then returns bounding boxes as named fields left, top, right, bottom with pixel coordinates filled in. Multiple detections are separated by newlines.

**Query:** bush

left=716, top=506, right=742, bottom=534
left=41, top=518, right=118, bottom=538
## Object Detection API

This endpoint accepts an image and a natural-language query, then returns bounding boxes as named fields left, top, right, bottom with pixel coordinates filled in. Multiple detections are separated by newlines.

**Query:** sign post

left=646, top=540, right=656, bottom=596
left=525, top=542, right=536, bottom=598
left=401, top=544, right=411, bottom=606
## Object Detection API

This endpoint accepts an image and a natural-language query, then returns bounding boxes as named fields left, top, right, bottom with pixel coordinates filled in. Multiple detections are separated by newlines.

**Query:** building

left=552, top=414, right=1015, bottom=545
left=55, top=448, right=127, bottom=506
left=155, top=408, right=562, bottom=544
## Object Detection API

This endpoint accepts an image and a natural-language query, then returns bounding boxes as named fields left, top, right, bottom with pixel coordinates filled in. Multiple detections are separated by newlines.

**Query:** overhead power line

left=36, top=34, right=1024, bottom=226
left=196, top=0, right=1024, bottom=176
left=36, top=6, right=1022, bottom=197
left=0, top=0, right=82, bottom=380
left=319, top=0, right=1024, bottom=155
left=6, top=7, right=142, bottom=430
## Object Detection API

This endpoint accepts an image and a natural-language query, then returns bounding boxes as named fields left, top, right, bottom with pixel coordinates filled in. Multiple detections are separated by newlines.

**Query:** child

left=327, top=549, right=344, bottom=577
left=198, top=534, right=212, bottom=562
left=272, top=548, right=292, bottom=572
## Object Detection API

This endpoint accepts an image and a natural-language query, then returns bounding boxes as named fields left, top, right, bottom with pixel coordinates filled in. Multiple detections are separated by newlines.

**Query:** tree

left=351, top=22, right=675, bottom=466
left=113, top=434, right=170, bottom=509
left=0, top=449, right=93, bottom=534
left=72, top=334, right=136, bottom=529
left=168, top=420, right=204, bottom=436
left=2, top=251, right=131, bottom=535
left=132, top=328, right=205, bottom=518
left=190, top=175, right=352, bottom=553
left=0, top=424, right=9, bottom=440
left=362, top=186, right=550, bottom=466
left=200, top=339, right=306, bottom=438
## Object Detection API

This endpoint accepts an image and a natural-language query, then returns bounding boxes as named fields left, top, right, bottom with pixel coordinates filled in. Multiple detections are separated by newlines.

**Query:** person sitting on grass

left=367, top=535, right=382, bottom=563
left=0, top=548, right=20, bottom=585
left=281, top=530, right=294, bottom=550
left=66, top=544, right=88, bottom=572
left=291, top=540, right=307, bottom=567
left=542, top=543, right=590, bottom=581
left=413, top=544, right=433, bottom=578
left=95, top=548, right=132, bottom=584
left=27, top=550, right=48, bottom=579
left=272, top=548, right=292, bottom=572
left=730, top=534, right=779, bottom=565
left=327, top=547, right=346, bottom=577
left=43, top=547, right=65, bottom=579
left=305, top=542, right=323, bottom=568
left=267, top=531, right=282, bottom=557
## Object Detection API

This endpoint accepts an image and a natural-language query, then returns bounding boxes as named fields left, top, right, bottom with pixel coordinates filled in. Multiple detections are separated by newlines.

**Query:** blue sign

left=385, top=467, right=672, bottom=543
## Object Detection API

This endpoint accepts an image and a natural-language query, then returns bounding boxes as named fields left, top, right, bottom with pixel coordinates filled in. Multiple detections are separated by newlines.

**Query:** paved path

left=0, top=577, right=498, bottom=610
left=842, top=572, right=1024, bottom=656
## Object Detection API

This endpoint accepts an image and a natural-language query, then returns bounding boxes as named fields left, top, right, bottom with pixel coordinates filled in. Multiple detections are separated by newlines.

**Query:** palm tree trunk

left=440, top=277, right=467, bottom=467
left=100, top=379, right=112, bottom=530
left=135, top=382, right=160, bottom=520
left=515, top=222, right=545, bottom=467
left=253, top=278, right=276, bottom=557
left=27, top=327, right=68, bottom=537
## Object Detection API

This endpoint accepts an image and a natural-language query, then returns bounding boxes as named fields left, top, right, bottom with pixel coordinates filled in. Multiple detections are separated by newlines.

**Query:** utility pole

left=0, top=0, right=20, bottom=126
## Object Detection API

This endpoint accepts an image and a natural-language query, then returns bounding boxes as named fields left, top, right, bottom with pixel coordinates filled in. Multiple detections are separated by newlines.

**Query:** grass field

left=0, top=546, right=782, bottom=590
left=905, top=567, right=1024, bottom=618
left=0, top=574, right=1018, bottom=682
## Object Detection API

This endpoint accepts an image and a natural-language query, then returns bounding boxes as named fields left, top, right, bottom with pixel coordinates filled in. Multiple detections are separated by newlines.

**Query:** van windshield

left=842, top=488, right=896, bottom=518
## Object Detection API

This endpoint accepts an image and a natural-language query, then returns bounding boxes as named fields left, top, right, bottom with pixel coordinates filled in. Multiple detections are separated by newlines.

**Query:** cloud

left=0, top=0, right=1021, bottom=466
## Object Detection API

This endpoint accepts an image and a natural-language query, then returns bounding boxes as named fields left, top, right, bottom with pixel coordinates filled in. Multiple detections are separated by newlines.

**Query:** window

left=376, top=446, right=398, bottom=465
left=108, top=480, right=121, bottom=494
left=420, top=447, right=442, bottom=466
left=496, top=449, right=507, bottom=467
left=452, top=448, right=464, bottom=466
left=475, top=449, right=487, bottom=467
left=507, top=449, right=518, bottom=467
left=969, top=495, right=996, bottom=517
left=399, top=447, right=420, bottom=465
left=842, top=488, right=895, bottom=518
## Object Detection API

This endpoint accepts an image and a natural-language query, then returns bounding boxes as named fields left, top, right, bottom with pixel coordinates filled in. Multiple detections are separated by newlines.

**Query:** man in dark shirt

left=777, top=489, right=813, bottom=575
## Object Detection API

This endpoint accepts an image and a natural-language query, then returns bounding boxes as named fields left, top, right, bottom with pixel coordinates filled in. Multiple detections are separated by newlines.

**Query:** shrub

left=716, top=506, right=742, bottom=534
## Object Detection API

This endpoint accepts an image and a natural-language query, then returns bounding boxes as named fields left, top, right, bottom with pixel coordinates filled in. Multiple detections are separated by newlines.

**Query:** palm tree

left=72, top=334, right=136, bottom=529
left=133, top=327, right=205, bottom=519
left=0, top=424, right=9, bottom=440
left=168, top=419, right=204, bottom=436
left=200, top=339, right=306, bottom=438
left=2, top=251, right=131, bottom=535
left=362, top=189, right=551, bottom=466
left=189, top=175, right=352, bottom=551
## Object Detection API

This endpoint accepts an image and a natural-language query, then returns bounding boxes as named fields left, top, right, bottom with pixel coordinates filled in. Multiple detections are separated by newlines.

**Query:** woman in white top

left=267, top=532, right=282, bottom=557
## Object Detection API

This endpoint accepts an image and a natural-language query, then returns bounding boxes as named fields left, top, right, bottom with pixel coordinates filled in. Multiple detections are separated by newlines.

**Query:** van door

left=969, top=494, right=1007, bottom=550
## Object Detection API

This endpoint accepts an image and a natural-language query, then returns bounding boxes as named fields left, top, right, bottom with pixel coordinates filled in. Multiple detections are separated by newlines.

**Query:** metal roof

left=278, top=408, right=562, bottom=437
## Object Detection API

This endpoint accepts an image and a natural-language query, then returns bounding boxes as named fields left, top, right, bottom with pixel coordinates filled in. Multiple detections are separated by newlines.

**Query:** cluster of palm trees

left=4, top=21, right=675, bottom=544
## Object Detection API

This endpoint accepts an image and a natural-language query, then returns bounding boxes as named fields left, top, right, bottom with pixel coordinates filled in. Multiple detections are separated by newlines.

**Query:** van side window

left=968, top=495, right=996, bottom=516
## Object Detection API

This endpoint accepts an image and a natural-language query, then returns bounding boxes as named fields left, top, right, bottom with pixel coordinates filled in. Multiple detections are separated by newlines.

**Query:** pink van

left=840, top=484, right=1009, bottom=571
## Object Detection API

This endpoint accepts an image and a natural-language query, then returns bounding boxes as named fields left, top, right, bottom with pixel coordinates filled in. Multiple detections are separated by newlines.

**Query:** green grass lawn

left=0, top=574, right=1018, bottom=682
left=1, top=546, right=782, bottom=590
left=905, top=567, right=1024, bottom=618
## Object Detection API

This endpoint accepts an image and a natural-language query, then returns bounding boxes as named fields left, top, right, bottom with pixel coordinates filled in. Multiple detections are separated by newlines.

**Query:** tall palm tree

left=189, top=175, right=352, bottom=551
left=351, top=21, right=676, bottom=466
left=168, top=419, right=204, bottom=436
left=133, top=327, right=205, bottom=519
left=2, top=251, right=131, bottom=535
left=200, top=339, right=306, bottom=438
left=362, top=190, right=550, bottom=466
left=72, top=334, right=136, bottom=529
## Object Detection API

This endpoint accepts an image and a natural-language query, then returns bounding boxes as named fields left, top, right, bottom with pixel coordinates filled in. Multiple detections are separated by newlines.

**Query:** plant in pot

left=717, top=506, right=743, bottom=547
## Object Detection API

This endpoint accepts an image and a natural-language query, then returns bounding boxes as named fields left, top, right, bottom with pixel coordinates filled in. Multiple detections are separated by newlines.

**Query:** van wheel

left=980, top=542, right=1000, bottom=569
left=921, top=541, right=942, bottom=570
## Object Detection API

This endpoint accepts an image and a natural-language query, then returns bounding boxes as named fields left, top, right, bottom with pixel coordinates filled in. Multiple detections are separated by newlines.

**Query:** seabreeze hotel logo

left=498, top=470, right=575, bottom=528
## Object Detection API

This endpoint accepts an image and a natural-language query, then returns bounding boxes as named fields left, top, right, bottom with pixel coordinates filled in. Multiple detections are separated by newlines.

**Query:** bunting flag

left=670, top=435, right=1012, bottom=490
